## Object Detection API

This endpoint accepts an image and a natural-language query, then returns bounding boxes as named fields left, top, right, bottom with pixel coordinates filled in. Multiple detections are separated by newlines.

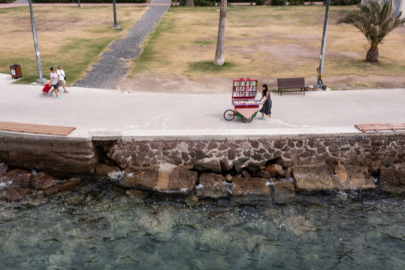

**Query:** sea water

left=1, top=178, right=405, bottom=270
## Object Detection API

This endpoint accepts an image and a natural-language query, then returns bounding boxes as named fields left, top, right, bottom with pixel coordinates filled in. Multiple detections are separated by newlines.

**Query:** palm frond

left=337, top=0, right=404, bottom=49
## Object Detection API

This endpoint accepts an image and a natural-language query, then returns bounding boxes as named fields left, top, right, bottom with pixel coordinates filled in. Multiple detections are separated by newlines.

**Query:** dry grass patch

left=129, top=6, right=405, bottom=88
left=0, top=6, right=146, bottom=84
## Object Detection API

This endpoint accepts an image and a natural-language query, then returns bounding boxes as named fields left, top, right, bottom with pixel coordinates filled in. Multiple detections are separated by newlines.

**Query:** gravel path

left=75, top=0, right=170, bottom=89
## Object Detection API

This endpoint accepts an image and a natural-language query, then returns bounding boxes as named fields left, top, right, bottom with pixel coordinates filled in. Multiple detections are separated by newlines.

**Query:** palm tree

left=214, top=0, right=227, bottom=66
left=337, top=0, right=405, bottom=62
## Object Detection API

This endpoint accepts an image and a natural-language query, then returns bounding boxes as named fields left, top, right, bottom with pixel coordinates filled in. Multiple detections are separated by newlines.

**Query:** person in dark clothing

left=259, top=84, right=272, bottom=118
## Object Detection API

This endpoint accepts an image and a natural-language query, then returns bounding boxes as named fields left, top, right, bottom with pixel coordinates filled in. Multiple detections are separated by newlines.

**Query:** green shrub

left=323, top=0, right=360, bottom=5
left=0, top=0, right=15, bottom=3
left=33, top=0, right=146, bottom=3
left=289, top=0, right=304, bottom=5
left=256, top=0, right=264, bottom=5
left=270, top=0, right=285, bottom=5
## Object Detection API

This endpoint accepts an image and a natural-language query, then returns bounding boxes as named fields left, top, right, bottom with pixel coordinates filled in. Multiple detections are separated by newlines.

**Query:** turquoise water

left=1, top=178, right=405, bottom=270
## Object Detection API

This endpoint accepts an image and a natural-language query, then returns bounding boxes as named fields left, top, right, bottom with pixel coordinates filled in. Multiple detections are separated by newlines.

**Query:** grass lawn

left=0, top=6, right=146, bottom=84
left=129, top=6, right=405, bottom=88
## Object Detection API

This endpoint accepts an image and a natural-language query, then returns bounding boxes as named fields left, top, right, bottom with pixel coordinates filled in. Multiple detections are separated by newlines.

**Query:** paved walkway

left=1, top=74, right=404, bottom=139
left=75, top=0, right=170, bottom=89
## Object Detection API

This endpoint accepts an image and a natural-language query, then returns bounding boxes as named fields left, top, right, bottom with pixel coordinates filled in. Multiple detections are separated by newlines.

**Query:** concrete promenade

left=1, top=74, right=405, bottom=140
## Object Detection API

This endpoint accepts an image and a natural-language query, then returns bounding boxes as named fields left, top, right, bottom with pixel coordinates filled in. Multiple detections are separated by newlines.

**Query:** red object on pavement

left=42, top=84, right=51, bottom=94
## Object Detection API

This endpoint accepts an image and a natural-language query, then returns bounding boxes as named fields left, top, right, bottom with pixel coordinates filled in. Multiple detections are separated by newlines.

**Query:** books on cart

left=232, top=78, right=259, bottom=108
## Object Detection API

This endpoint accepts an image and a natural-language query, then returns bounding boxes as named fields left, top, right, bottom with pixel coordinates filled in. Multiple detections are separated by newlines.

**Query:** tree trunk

left=366, top=47, right=379, bottom=62
left=185, top=0, right=194, bottom=6
left=213, top=0, right=227, bottom=66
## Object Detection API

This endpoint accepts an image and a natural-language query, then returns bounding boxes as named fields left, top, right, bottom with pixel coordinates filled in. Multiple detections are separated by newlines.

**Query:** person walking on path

left=49, top=67, right=60, bottom=98
left=57, top=64, right=68, bottom=93
left=259, top=84, right=272, bottom=118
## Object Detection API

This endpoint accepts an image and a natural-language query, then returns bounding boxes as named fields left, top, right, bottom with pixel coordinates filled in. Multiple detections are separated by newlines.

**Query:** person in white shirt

left=49, top=67, right=60, bottom=98
left=57, top=64, right=68, bottom=93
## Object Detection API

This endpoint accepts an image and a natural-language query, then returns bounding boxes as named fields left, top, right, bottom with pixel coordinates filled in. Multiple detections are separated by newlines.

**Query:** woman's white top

left=57, top=69, right=65, bottom=81
left=50, top=72, right=58, bottom=85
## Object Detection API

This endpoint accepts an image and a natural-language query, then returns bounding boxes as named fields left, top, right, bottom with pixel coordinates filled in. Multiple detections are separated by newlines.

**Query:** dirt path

left=75, top=0, right=170, bottom=89
left=118, top=73, right=405, bottom=93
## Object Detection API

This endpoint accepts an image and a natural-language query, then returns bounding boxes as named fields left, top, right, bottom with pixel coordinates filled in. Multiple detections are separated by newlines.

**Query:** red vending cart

left=223, top=78, right=260, bottom=123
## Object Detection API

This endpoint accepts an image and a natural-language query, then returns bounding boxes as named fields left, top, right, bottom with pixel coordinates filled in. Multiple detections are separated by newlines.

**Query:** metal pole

left=112, top=0, right=119, bottom=28
left=316, top=0, right=330, bottom=86
left=78, top=0, right=81, bottom=7
left=29, top=0, right=46, bottom=84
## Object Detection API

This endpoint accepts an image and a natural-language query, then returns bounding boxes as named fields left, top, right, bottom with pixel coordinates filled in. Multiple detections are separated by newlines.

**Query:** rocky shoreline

left=1, top=132, right=405, bottom=204
left=1, top=155, right=404, bottom=205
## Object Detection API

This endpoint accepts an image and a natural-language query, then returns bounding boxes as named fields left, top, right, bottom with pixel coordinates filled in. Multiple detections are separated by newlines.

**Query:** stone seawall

left=1, top=131, right=405, bottom=199
left=111, top=133, right=405, bottom=169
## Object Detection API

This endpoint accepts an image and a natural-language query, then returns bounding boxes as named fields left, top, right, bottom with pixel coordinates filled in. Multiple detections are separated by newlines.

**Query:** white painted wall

left=360, top=0, right=404, bottom=19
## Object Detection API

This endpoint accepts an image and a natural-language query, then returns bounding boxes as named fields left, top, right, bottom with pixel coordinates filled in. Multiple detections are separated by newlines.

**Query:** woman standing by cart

left=259, top=84, right=271, bottom=118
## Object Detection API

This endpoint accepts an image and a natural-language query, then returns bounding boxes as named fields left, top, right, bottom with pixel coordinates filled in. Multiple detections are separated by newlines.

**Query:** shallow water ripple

left=1, top=180, right=405, bottom=269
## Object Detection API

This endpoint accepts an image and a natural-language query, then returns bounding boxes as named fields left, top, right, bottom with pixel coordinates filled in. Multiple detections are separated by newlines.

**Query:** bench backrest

left=277, top=78, right=305, bottom=88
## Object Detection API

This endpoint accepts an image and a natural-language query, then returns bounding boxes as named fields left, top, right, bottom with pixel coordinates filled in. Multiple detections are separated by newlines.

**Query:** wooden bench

left=277, top=78, right=306, bottom=96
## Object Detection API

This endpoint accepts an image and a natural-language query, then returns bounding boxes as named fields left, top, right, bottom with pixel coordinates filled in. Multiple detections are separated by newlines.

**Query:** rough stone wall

left=0, top=133, right=98, bottom=175
left=111, top=134, right=405, bottom=170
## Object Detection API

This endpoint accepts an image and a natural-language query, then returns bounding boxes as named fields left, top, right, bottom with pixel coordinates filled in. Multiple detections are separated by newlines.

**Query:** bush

left=256, top=0, right=264, bottom=5
left=289, top=0, right=304, bottom=5
left=0, top=0, right=15, bottom=3
left=270, top=0, right=285, bottom=5
left=33, top=0, right=146, bottom=3
left=323, top=0, right=360, bottom=5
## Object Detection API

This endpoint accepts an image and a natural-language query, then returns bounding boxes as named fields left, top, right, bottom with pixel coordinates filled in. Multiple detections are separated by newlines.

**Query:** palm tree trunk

left=185, top=0, right=194, bottom=6
left=213, top=0, right=227, bottom=66
left=366, top=47, right=379, bottom=62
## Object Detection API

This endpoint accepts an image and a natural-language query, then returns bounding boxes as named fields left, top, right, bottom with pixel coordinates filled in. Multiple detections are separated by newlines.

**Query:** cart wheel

left=242, top=116, right=253, bottom=123
left=224, top=109, right=236, bottom=121
left=322, top=85, right=327, bottom=91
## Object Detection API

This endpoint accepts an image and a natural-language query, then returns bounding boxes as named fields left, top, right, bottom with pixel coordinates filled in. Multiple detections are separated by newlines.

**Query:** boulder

left=31, top=172, right=54, bottom=189
left=0, top=163, right=7, bottom=176
left=256, top=170, right=271, bottom=179
left=156, top=165, right=198, bottom=194
left=2, top=187, right=31, bottom=202
left=126, top=189, right=149, bottom=203
left=199, top=228, right=232, bottom=249
left=333, top=162, right=348, bottom=184
left=0, top=169, right=31, bottom=186
left=137, top=210, right=174, bottom=241
left=232, top=177, right=271, bottom=197
left=380, top=168, right=405, bottom=193
left=95, top=164, right=120, bottom=176
left=292, top=165, right=375, bottom=191
left=193, top=158, right=221, bottom=174
left=119, top=168, right=159, bottom=190
left=234, top=158, right=250, bottom=173
left=196, top=173, right=229, bottom=198
left=246, top=235, right=266, bottom=252
left=264, top=165, right=276, bottom=177
left=185, top=195, right=199, bottom=206
left=220, top=158, right=231, bottom=173
left=246, top=162, right=261, bottom=174
left=273, top=164, right=287, bottom=178
left=44, top=181, right=75, bottom=197
left=273, top=181, right=295, bottom=203
left=285, top=216, right=316, bottom=236
left=241, top=170, right=252, bottom=179
left=225, top=174, right=233, bottom=183
left=345, top=165, right=375, bottom=190
left=2, top=241, right=21, bottom=258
